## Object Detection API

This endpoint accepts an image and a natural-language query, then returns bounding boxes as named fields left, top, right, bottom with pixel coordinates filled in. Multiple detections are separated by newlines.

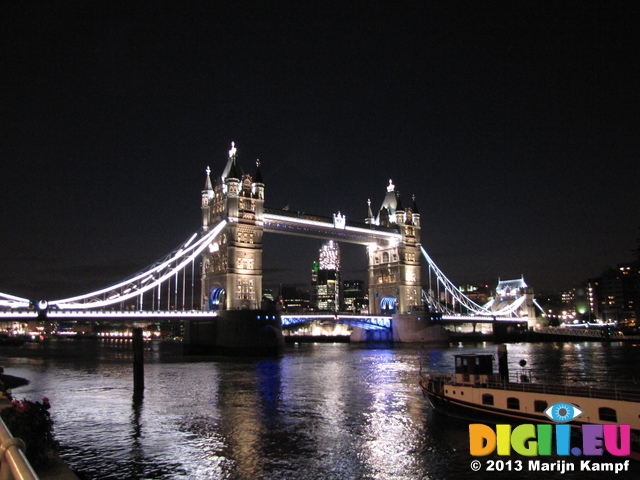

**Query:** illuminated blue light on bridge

left=380, top=297, right=397, bottom=313
left=209, top=287, right=225, bottom=311
left=281, top=315, right=391, bottom=331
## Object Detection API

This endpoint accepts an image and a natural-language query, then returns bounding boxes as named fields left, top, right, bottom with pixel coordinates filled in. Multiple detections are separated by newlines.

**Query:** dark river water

left=1, top=340, right=639, bottom=479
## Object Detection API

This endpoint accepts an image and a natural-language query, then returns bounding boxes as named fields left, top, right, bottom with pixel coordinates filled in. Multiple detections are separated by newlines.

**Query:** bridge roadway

left=280, top=313, right=524, bottom=330
left=0, top=310, right=525, bottom=330
left=0, top=310, right=218, bottom=319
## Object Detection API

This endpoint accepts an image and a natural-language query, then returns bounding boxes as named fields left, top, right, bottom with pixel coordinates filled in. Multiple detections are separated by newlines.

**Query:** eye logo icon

left=544, top=402, right=584, bottom=423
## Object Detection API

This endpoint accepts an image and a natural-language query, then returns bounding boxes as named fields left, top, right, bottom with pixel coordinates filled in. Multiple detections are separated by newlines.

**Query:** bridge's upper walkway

left=263, top=208, right=400, bottom=245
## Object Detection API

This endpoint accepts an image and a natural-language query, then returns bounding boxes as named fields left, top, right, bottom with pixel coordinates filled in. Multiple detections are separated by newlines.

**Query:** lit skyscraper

left=312, top=241, right=341, bottom=311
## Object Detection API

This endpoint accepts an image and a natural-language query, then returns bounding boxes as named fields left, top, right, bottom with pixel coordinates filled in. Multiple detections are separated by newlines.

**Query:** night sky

left=1, top=1, right=638, bottom=301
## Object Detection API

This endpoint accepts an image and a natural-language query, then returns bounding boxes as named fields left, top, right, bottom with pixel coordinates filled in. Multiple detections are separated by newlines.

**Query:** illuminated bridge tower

left=365, top=180, right=421, bottom=315
left=200, top=142, right=265, bottom=310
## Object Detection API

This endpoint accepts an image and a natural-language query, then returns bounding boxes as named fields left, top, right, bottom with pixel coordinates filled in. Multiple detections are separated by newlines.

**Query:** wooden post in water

left=497, top=344, right=509, bottom=382
left=133, top=327, right=144, bottom=401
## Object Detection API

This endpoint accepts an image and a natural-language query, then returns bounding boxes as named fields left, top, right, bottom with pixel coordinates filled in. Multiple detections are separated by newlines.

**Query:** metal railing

left=538, top=326, right=640, bottom=341
left=481, top=378, right=640, bottom=403
left=424, top=372, right=640, bottom=403
left=0, top=417, right=38, bottom=480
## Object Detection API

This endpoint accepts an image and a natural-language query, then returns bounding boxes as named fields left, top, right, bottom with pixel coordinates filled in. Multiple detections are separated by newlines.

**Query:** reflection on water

left=1, top=340, right=639, bottom=479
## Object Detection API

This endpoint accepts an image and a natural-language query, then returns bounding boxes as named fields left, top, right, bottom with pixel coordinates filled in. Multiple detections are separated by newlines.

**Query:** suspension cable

left=419, top=246, right=491, bottom=315
left=49, top=221, right=226, bottom=309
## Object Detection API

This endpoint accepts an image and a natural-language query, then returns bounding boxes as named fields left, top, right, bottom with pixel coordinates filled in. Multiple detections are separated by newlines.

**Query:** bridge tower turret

left=398, top=193, right=421, bottom=313
left=200, top=142, right=264, bottom=311
left=201, top=166, right=214, bottom=231
left=411, top=194, right=420, bottom=228
left=252, top=159, right=265, bottom=201
left=365, top=199, right=374, bottom=225
left=367, top=180, right=421, bottom=315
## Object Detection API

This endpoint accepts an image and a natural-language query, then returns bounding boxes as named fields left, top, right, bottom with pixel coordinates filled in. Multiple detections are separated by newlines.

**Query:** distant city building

left=279, top=285, right=310, bottom=313
left=457, top=284, right=490, bottom=306
left=572, top=285, right=591, bottom=319
left=589, top=261, right=640, bottom=327
left=537, top=286, right=593, bottom=325
left=262, top=288, right=275, bottom=309
left=262, top=289, right=274, bottom=302
left=311, top=241, right=341, bottom=311
left=342, top=280, right=368, bottom=313
left=536, top=292, right=566, bottom=325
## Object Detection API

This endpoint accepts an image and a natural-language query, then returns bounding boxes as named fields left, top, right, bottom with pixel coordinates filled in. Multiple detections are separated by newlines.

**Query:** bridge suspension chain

left=0, top=292, right=32, bottom=309
left=421, top=289, right=456, bottom=315
left=484, top=295, right=527, bottom=316
left=419, top=246, right=492, bottom=315
left=46, top=220, right=227, bottom=309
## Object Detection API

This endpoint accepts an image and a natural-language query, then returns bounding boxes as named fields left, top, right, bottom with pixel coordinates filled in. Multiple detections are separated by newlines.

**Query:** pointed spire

left=252, top=158, right=265, bottom=200
left=395, top=191, right=404, bottom=211
left=412, top=194, right=419, bottom=214
left=254, top=159, right=263, bottom=184
left=229, top=157, right=243, bottom=180
left=366, top=198, right=373, bottom=219
left=204, top=165, right=213, bottom=191
left=395, top=191, right=406, bottom=227
left=222, top=141, right=243, bottom=181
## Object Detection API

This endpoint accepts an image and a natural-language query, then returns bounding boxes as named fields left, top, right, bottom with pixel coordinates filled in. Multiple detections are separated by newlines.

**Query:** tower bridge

left=1, top=142, right=539, bottom=348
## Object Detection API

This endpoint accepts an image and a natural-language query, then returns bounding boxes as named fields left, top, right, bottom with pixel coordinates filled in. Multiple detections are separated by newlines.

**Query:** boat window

left=599, top=407, right=617, bottom=422
left=482, top=394, right=494, bottom=406
left=507, top=397, right=520, bottom=410
left=534, top=400, right=547, bottom=413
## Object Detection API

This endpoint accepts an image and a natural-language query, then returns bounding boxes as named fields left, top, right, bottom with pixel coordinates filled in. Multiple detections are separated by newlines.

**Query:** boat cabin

left=455, top=354, right=494, bottom=385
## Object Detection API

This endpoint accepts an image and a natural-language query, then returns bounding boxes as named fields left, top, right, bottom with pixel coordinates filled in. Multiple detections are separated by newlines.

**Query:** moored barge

left=419, top=347, right=640, bottom=459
